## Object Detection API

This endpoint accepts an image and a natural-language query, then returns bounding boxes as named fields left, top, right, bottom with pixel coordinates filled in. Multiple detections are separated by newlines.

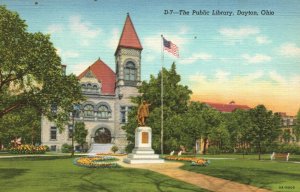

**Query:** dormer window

left=87, top=83, right=92, bottom=90
left=124, top=61, right=136, bottom=81
left=93, top=85, right=98, bottom=92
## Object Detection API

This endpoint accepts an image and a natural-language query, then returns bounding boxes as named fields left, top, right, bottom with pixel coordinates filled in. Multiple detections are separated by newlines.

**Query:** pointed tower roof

left=78, top=59, right=116, bottom=95
left=116, top=14, right=143, bottom=53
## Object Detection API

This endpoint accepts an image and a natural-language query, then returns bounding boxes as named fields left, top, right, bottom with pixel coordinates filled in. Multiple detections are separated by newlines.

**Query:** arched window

left=93, top=85, right=98, bottom=93
left=81, top=84, right=86, bottom=91
left=87, top=83, right=92, bottom=91
left=124, top=61, right=136, bottom=81
left=84, top=104, right=94, bottom=117
left=97, top=105, right=110, bottom=118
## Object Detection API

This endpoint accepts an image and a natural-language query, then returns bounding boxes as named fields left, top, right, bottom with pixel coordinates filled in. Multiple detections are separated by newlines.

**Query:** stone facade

left=41, top=14, right=143, bottom=153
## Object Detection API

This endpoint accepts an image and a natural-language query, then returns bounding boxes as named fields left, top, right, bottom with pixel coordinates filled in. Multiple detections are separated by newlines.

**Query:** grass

left=180, top=155, right=300, bottom=192
left=0, top=156, right=208, bottom=192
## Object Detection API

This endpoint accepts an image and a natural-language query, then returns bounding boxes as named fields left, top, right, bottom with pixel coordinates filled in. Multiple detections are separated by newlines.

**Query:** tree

left=74, top=122, right=87, bottom=152
left=181, top=102, right=206, bottom=153
left=0, top=6, right=84, bottom=130
left=123, top=63, right=192, bottom=153
left=248, top=105, right=281, bottom=160
left=293, top=109, right=300, bottom=142
left=224, top=109, right=253, bottom=156
left=200, top=106, right=223, bottom=154
left=111, top=145, right=119, bottom=154
left=282, top=129, right=292, bottom=143
left=0, top=107, right=41, bottom=148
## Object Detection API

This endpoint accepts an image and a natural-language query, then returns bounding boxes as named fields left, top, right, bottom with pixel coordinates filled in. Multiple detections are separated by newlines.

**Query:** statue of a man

left=137, top=100, right=151, bottom=126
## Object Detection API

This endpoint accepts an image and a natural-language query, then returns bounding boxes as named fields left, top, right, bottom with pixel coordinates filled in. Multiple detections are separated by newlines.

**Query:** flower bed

left=9, top=145, right=47, bottom=154
left=73, top=156, right=121, bottom=168
left=164, top=155, right=210, bottom=166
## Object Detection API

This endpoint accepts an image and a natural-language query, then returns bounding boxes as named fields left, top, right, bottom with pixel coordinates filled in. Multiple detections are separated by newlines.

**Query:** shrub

left=276, top=143, right=300, bottom=154
left=111, top=145, right=119, bottom=154
left=125, top=143, right=134, bottom=153
left=61, top=143, right=73, bottom=153
left=207, top=146, right=221, bottom=155
left=44, top=145, right=50, bottom=152
left=9, top=145, right=47, bottom=154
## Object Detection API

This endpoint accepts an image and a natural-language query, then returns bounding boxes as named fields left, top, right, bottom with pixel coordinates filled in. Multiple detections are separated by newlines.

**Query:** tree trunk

left=258, top=142, right=261, bottom=160
left=242, top=141, right=245, bottom=159
left=203, top=138, right=208, bottom=155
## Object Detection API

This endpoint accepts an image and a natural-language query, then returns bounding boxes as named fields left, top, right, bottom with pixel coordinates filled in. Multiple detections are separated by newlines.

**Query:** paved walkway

left=117, top=156, right=272, bottom=192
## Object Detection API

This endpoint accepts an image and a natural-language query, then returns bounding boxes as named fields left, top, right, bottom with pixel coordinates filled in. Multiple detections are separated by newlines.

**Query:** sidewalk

left=117, top=156, right=272, bottom=192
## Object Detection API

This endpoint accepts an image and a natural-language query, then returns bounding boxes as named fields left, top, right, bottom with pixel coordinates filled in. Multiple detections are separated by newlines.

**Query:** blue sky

left=2, top=0, right=300, bottom=114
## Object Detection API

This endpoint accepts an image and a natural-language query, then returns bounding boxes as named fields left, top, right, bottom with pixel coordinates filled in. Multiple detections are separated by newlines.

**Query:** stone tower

left=114, top=14, right=143, bottom=149
left=115, top=13, right=142, bottom=94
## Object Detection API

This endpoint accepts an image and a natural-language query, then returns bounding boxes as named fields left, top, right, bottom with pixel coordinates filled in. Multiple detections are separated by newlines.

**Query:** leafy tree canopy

left=123, top=63, right=192, bottom=153
left=248, top=105, right=281, bottom=159
left=74, top=122, right=88, bottom=150
left=294, top=109, right=300, bottom=142
left=0, top=107, right=41, bottom=147
left=0, top=6, right=84, bottom=130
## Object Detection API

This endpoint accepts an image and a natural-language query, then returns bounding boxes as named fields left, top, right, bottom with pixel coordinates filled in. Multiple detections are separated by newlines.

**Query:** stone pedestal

left=123, top=127, right=164, bottom=164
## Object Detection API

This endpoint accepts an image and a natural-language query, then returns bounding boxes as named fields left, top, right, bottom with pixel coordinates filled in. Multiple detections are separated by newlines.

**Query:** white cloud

left=269, top=71, right=286, bottom=84
left=69, top=16, right=101, bottom=46
left=242, top=70, right=264, bottom=83
left=215, top=69, right=230, bottom=82
left=143, top=36, right=161, bottom=53
left=290, top=75, right=300, bottom=88
left=55, top=47, right=62, bottom=56
left=144, top=54, right=156, bottom=62
left=56, top=48, right=80, bottom=59
left=242, top=54, right=271, bottom=64
left=181, top=52, right=213, bottom=64
left=219, top=26, right=260, bottom=44
left=279, top=43, right=300, bottom=57
left=63, top=50, right=80, bottom=58
left=189, top=72, right=207, bottom=82
left=68, top=60, right=94, bottom=75
left=256, top=36, right=271, bottom=44
left=107, top=28, right=120, bottom=50
left=46, top=24, right=63, bottom=34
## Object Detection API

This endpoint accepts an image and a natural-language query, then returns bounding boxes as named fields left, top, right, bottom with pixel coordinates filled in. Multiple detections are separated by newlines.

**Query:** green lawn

left=200, top=154, right=300, bottom=162
left=0, top=156, right=208, bottom=192
left=181, top=156, right=300, bottom=192
left=165, top=153, right=300, bottom=161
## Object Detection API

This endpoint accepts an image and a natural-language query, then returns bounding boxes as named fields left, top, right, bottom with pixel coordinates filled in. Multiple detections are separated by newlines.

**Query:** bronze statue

left=137, top=100, right=151, bottom=126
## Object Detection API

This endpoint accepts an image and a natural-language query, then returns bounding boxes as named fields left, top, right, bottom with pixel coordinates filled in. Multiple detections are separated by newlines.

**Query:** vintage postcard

left=0, top=0, right=299, bottom=192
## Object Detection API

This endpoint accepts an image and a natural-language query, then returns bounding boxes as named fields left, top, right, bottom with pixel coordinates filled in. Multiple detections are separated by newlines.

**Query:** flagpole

left=160, top=35, right=164, bottom=155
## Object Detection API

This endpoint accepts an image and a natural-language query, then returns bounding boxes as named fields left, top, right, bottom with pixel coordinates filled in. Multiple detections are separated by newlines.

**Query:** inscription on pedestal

left=142, top=132, right=148, bottom=144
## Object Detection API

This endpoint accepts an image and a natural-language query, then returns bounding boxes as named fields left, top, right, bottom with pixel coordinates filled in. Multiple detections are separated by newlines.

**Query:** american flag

left=163, top=37, right=179, bottom=57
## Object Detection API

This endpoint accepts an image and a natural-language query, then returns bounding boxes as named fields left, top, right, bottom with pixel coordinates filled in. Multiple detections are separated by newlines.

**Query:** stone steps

left=88, top=143, right=114, bottom=154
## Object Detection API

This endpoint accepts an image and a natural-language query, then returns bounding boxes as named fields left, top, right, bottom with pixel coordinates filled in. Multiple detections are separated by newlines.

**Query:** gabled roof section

left=116, top=14, right=143, bottom=52
left=78, top=59, right=116, bottom=95
left=204, top=102, right=251, bottom=113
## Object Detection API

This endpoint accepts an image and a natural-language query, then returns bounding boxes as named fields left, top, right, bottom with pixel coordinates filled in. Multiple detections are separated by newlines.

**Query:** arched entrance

left=94, top=128, right=111, bottom=143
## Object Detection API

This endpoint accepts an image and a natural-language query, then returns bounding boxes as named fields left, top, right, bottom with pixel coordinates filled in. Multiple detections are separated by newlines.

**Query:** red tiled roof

left=204, top=102, right=251, bottom=113
left=78, top=59, right=116, bottom=95
left=116, top=14, right=143, bottom=52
